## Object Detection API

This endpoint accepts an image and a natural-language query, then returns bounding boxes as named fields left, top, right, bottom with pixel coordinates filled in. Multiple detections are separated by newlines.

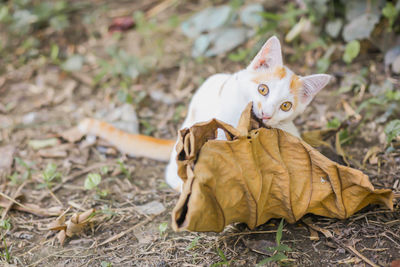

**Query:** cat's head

left=237, top=36, right=331, bottom=128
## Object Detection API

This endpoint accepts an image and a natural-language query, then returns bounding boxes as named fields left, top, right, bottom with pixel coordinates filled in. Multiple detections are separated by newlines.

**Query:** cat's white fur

left=165, top=36, right=331, bottom=189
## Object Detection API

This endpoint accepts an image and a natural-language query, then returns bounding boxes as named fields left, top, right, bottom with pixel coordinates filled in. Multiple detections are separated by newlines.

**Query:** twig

left=218, top=229, right=286, bottom=242
left=1, top=180, right=28, bottom=219
left=47, top=187, right=63, bottom=206
left=145, top=0, right=176, bottom=18
left=98, top=215, right=155, bottom=247
left=0, top=190, right=33, bottom=214
left=302, top=219, right=379, bottom=267
left=27, top=249, right=76, bottom=267
left=345, top=244, right=379, bottom=267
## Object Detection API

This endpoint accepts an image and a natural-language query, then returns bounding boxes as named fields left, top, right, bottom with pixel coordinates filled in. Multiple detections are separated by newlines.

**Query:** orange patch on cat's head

left=251, top=66, right=286, bottom=84
left=257, top=101, right=262, bottom=110
left=290, top=75, right=302, bottom=93
left=273, top=66, right=286, bottom=79
left=290, top=75, right=302, bottom=108
left=251, top=72, right=273, bottom=84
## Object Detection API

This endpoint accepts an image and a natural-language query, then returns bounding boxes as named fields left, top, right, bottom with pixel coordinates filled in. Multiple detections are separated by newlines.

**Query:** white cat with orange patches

left=78, top=36, right=331, bottom=190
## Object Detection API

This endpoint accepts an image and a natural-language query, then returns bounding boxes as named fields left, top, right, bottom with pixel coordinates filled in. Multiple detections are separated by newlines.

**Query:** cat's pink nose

left=262, top=112, right=271, bottom=120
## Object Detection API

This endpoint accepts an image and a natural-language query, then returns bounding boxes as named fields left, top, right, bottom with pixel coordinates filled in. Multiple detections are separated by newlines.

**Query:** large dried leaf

left=49, top=208, right=95, bottom=245
left=172, top=103, right=393, bottom=232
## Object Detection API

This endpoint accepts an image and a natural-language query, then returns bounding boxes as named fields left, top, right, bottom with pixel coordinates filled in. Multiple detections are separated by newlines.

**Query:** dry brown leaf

left=0, top=190, right=62, bottom=217
left=48, top=214, right=66, bottom=231
left=309, top=228, right=320, bottom=241
left=362, top=146, right=381, bottom=166
left=0, top=145, right=16, bottom=180
left=37, top=146, right=69, bottom=158
left=301, top=129, right=336, bottom=148
left=335, top=132, right=350, bottom=166
left=172, top=103, right=393, bottom=232
left=49, top=208, right=95, bottom=245
left=341, top=99, right=361, bottom=122
left=59, top=126, right=85, bottom=143
left=14, top=203, right=63, bottom=217
left=302, top=218, right=333, bottom=239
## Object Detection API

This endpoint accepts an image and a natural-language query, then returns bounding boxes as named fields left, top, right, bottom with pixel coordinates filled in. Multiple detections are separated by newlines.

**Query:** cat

left=78, top=36, right=331, bottom=191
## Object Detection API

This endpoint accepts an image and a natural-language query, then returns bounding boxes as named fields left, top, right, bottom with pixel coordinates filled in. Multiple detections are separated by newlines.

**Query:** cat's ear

left=299, top=74, right=332, bottom=105
left=247, top=36, right=283, bottom=71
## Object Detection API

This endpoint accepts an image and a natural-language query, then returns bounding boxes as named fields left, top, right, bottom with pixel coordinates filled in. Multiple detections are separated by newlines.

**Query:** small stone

left=135, top=201, right=166, bottom=216
left=392, top=55, right=400, bottom=74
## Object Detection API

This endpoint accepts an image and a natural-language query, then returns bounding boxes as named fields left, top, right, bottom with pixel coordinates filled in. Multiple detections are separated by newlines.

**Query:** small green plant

left=8, top=157, right=33, bottom=185
left=84, top=173, right=108, bottom=198
left=228, top=48, right=250, bottom=62
left=172, top=104, right=186, bottom=124
left=185, top=236, right=201, bottom=251
left=100, top=166, right=109, bottom=175
left=100, top=261, right=112, bottom=267
left=327, top=117, right=341, bottom=129
left=38, top=163, right=61, bottom=189
left=260, top=3, right=306, bottom=35
left=0, top=219, right=11, bottom=263
left=99, top=205, right=117, bottom=219
left=257, top=219, right=291, bottom=266
left=117, top=159, right=131, bottom=179
left=140, top=119, right=156, bottom=136
left=211, top=247, right=229, bottom=266
left=382, top=2, right=399, bottom=31
left=133, top=11, right=157, bottom=35
left=384, top=120, right=400, bottom=145
left=158, top=222, right=168, bottom=237
left=0, top=219, right=11, bottom=231
left=95, top=46, right=146, bottom=85
left=50, top=43, right=60, bottom=62
left=0, top=235, right=11, bottom=263
left=343, top=40, right=360, bottom=64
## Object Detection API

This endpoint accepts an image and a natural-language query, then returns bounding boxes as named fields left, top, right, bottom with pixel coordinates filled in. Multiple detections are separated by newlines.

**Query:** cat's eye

left=280, top=101, right=292, bottom=112
left=258, top=84, right=269, bottom=96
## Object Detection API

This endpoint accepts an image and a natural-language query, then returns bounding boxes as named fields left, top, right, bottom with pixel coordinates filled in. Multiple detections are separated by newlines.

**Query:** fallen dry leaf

left=37, top=144, right=72, bottom=158
left=59, top=126, right=85, bottom=143
left=0, top=190, right=62, bottom=217
left=49, top=208, right=95, bottom=245
left=335, top=132, right=350, bottom=166
left=0, top=145, right=16, bottom=180
left=362, top=146, right=381, bottom=166
left=172, top=103, right=393, bottom=232
left=301, top=128, right=336, bottom=148
left=309, top=227, right=320, bottom=241
left=28, top=138, right=60, bottom=150
left=341, top=99, right=362, bottom=122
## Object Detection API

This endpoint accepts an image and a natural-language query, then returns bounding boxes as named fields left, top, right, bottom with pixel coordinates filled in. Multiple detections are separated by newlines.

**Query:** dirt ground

left=0, top=1, right=399, bottom=266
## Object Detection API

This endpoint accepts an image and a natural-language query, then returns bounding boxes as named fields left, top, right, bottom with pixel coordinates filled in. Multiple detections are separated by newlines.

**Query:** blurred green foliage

left=0, top=0, right=399, bottom=147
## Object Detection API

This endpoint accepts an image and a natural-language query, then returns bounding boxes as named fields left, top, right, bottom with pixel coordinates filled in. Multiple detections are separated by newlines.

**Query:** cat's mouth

left=253, top=111, right=273, bottom=126
left=251, top=108, right=272, bottom=129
